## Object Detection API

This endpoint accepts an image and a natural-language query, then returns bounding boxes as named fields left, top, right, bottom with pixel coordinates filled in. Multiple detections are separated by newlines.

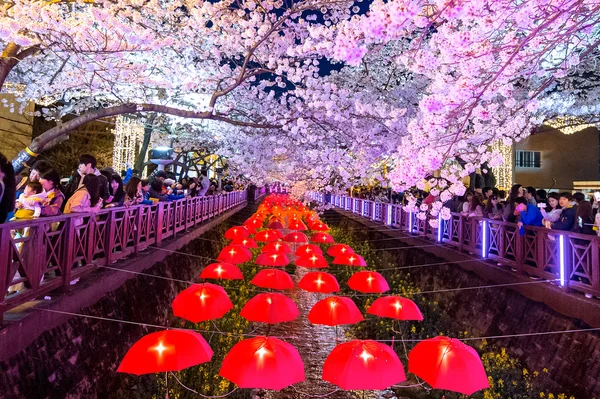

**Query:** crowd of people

left=0, top=152, right=243, bottom=225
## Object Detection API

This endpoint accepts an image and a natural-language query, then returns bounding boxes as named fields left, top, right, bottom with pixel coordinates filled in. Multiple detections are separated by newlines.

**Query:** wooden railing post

left=61, top=217, right=76, bottom=292
left=105, top=210, right=116, bottom=265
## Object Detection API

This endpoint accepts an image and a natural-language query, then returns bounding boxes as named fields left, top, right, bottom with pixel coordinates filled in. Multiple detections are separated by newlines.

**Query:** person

left=104, top=174, right=125, bottom=208
left=13, top=182, right=46, bottom=220
left=503, top=184, right=523, bottom=223
left=39, top=169, right=65, bottom=217
left=573, top=192, right=586, bottom=204
left=140, top=179, right=153, bottom=204
left=149, top=179, right=170, bottom=201
left=482, top=186, right=493, bottom=206
left=63, top=174, right=103, bottom=215
left=536, top=189, right=548, bottom=204
left=547, top=192, right=577, bottom=231
left=541, top=192, right=562, bottom=223
left=483, top=195, right=503, bottom=220
left=524, top=186, right=537, bottom=206
left=29, top=160, right=53, bottom=183
left=575, top=201, right=595, bottom=235
left=460, top=191, right=475, bottom=215
left=514, top=197, right=543, bottom=235
left=63, top=154, right=109, bottom=202
left=197, top=170, right=211, bottom=197
left=0, top=151, right=16, bottom=224
left=466, top=194, right=484, bottom=217
left=206, top=183, right=217, bottom=196
left=188, top=177, right=200, bottom=197
left=124, top=176, right=144, bottom=206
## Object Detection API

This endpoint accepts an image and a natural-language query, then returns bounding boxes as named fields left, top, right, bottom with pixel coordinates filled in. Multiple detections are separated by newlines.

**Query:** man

left=514, top=197, right=543, bottom=235
left=197, top=170, right=211, bottom=197
left=548, top=192, right=577, bottom=231
left=64, top=154, right=109, bottom=201
left=29, top=160, right=53, bottom=183
left=573, top=192, right=586, bottom=204
left=524, top=186, right=537, bottom=206
left=482, top=186, right=493, bottom=206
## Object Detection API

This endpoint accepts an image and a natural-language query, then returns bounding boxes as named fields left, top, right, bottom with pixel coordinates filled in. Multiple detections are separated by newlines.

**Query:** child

left=13, top=181, right=47, bottom=220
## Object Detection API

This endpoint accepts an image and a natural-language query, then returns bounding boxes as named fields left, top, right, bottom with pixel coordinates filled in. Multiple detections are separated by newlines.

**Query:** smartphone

left=184, top=189, right=189, bottom=196
left=594, top=192, right=600, bottom=201
left=537, top=203, right=546, bottom=208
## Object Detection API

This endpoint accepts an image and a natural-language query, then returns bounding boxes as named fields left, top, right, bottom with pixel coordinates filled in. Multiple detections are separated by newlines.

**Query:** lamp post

left=149, top=147, right=173, bottom=174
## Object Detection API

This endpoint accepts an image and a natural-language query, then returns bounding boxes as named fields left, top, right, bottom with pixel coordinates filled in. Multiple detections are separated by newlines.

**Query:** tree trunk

left=0, top=43, right=40, bottom=91
left=134, top=115, right=154, bottom=174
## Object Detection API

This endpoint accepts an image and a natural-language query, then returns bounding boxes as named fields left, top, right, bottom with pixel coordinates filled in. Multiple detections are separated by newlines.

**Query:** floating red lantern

left=220, top=336, right=305, bottom=390
left=199, top=262, right=243, bottom=280
left=250, top=269, right=294, bottom=290
left=224, top=226, right=250, bottom=240
left=240, top=293, right=300, bottom=324
left=295, top=244, right=323, bottom=257
left=283, top=232, right=308, bottom=243
left=308, top=296, right=364, bottom=326
left=347, top=271, right=390, bottom=293
left=267, top=220, right=285, bottom=230
left=230, top=237, right=258, bottom=249
left=172, top=283, right=233, bottom=322
left=326, top=244, right=354, bottom=257
left=295, top=253, right=329, bottom=268
left=255, top=251, right=290, bottom=267
left=217, top=245, right=253, bottom=264
left=309, top=221, right=329, bottom=231
left=117, top=330, right=213, bottom=375
left=322, top=340, right=406, bottom=390
left=298, top=272, right=340, bottom=293
left=262, top=241, right=291, bottom=255
left=367, top=296, right=423, bottom=321
left=254, top=230, right=281, bottom=242
left=288, top=219, right=308, bottom=231
left=310, top=232, right=334, bottom=244
left=408, top=336, right=489, bottom=395
left=332, top=253, right=367, bottom=267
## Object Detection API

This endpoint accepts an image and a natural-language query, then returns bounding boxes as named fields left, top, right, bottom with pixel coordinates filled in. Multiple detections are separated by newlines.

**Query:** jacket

left=64, top=170, right=109, bottom=202
left=519, top=204, right=543, bottom=235
left=551, top=204, right=577, bottom=231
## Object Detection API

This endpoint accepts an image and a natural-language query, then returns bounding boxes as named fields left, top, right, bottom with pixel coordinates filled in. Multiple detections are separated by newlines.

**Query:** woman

left=503, top=184, right=523, bottom=223
left=0, top=152, right=16, bottom=224
left=64, top=174, right=103, bottom=215
left=466, top=195, right=484, bottom=217
left=575, top=201, right=595, bottom=235
left=541, top=192, right=562, bottom=223
left=124, top=176, right=143, bottom=206
left=105, top=174, right=125, bottom=208
left=484, top=195, right=503, bottom=220
left=39, top=169, right=65, bottom=217
left=460, top=191, right=474, bottom=215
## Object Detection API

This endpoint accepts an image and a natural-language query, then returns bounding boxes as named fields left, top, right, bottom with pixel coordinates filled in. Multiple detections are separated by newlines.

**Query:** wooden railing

left=313, top=193, right=600, bottom=298
left=0, top=191, right=247, bottom=321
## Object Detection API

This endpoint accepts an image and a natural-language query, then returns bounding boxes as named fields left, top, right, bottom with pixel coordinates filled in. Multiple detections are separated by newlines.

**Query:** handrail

left=0, top=191, right=248, bottom=321
left=313, top=193, right=600, bottom=298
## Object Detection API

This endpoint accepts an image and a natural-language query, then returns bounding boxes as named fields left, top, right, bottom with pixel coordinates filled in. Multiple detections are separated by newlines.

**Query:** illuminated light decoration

left=243, top=218, right=262, bottom=233
left=219, top=336, right=305, bottom=390
left=224, top=226, right=250, bottom=240
left=295, top=253, right=329, bottom=268
left=230, top=237, right=258, bottom=249
left=254, top=230, right=280, bottom=242
left=386, top=205, right=393, bottom=226
left=240, top=293, right=300, bottom=324
left=309, top=221, right=330, bottom=231
left=310, top=232, right=335, bottom=244
left=172, top=283, right=233, bottom=322
left=267, top=220, right=285, bottom=229
left=366, top=296, right=423, bottom=321
left=437, top=214, right=443, bottom=242
left=255, top=251, right=290, bottom=267
left=481, top=220, right=488, bottom=258
left=250, top=269, right=294, bottom=290
left=322, top=340, right=406, bottom=390
left=288, top=219, right=308, bottom=231
left=283, top=232, right=308, bottom=243
left=199, top=262, right=243, bottom=280
left=491, top=140, right=514, bottom=191
left=262, top=241, right=291, bottom=255
left=117, top=330, right=213, bottom=375
left=112, top=116, right=144, bottom=175
left=559, top=234, right=566, bottom=287
left=332, top=253, right=367, bottom=267
left=298, top=272, right=340, bottom=293
left=217, top=245, right=253, bottom=264
left=545, top=116, right=599, bottom=135
left=307, top=296, right=364, bottom=326
left=326, top=244, right=354, bottom=257
left=294, top=244, right=323, bottom=257
left=347, top=271, right=390, bottom=293
left=408, top=212, right=413, bottom=233
left=408, top=336, right=489, bottom=395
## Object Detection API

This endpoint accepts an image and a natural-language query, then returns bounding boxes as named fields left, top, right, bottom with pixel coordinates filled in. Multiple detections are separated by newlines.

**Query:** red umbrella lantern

left=295, top=244, right=323, bottom=257
left=200, top=262, right=243, bottom=280
left=243, top=217, right=263, bottom=232
left=254, top=230, right=281, bottom=242
left=267, top=220, right=285, bottom=229
left=295, top=253, right=329, bottom=268
left=231, top=237, right=258, bottom=249
left=311, top=232, right=334, bottom=244
left=224, top=226, right=250, bottom=240
left=283, top=232, right=308, bottom=243
left=408, top=336, right=489, bottom=395
left=367, top=296, right=423, bottom=321
left=333, top=253, right=367, bottom=267
left=288, top=219, right=308, bottom=231
left=172, top=283, right=233, bottom=322
left=298, top=272, right=340, bottom=293
left=256, top=251, right=290, bottom=267
left=118, top=330, right=213, bottom=375
left=347, top=271, right=390, bottom=293
left=251, top=269, right=294, bottom=290
left=240, top=293, right=300, bottom=324
left=323, top=340, right=406, bottom=390
left=309, top=221, right=329, bottom=231
left=220, top=336, right=305, bottom=390
left=262, top=241, right=291, bottom=255
left=326, top=244, right=354, bottom=257
left=308, top=296, right=364, bottom=326
left=217, top=245, right=253, bottom=264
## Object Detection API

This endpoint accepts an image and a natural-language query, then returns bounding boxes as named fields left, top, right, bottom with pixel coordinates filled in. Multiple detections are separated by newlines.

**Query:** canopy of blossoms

left=2, top=0, right=599, bottom=223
